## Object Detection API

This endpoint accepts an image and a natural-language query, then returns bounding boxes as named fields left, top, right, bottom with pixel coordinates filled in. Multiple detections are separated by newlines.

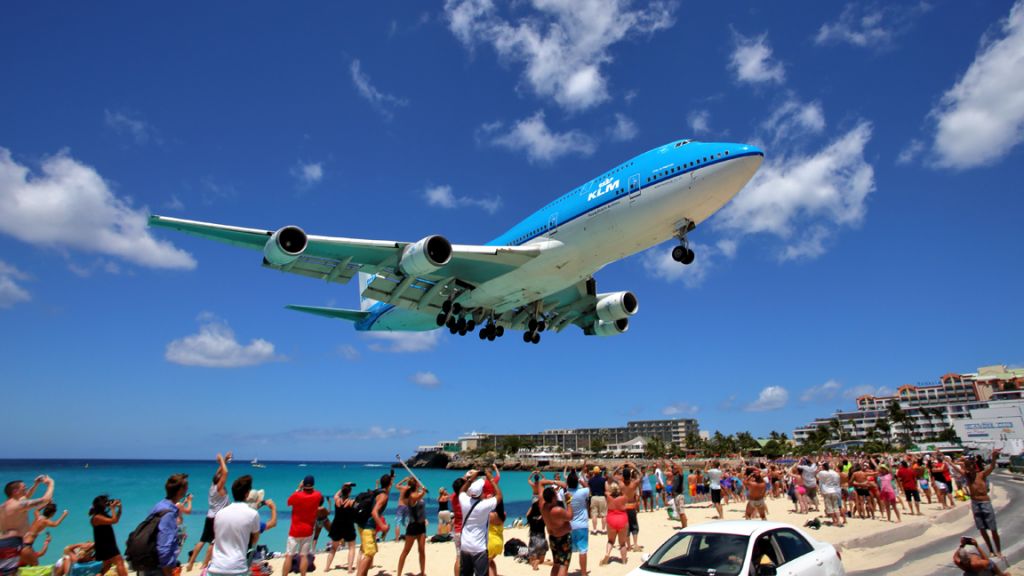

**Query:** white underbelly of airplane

left=462, top=156, right=756, bottom=313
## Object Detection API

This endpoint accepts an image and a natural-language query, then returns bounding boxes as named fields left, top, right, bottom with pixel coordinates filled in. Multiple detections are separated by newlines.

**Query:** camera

left=960, top=536, right=975, bottom=547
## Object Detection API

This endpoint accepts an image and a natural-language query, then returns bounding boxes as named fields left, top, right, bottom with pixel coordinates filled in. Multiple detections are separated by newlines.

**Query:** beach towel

left=0, top=536, right=22, bottom=576
left=69, top=561, right=103, bottom=576
left=17, top=566, right=53, bottom=576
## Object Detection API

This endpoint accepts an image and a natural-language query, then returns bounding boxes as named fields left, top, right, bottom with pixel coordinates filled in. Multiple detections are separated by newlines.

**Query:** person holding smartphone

left=953, top=537, right=1010, bottom=575
left=90, top=495, right=128, bottom=576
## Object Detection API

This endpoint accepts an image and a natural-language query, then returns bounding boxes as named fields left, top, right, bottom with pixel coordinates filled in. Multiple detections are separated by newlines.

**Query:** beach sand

left=217, top=486, right=1008, bottom=576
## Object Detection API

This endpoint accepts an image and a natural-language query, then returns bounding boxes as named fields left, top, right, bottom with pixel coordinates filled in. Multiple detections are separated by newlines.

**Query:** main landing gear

left=671, top=218, right=696, bottom=265
left=522, top=317, right=544, bottom=344
left=478, top=321, right=505, bottom=341
left=435, top=300, right=474, bottom=336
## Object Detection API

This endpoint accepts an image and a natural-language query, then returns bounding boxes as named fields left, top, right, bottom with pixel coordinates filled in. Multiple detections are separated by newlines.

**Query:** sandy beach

left=220, top=483, right=1009, bottom=576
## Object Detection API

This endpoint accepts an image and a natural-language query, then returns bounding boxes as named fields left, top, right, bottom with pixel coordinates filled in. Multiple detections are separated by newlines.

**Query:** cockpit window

left=674, top=139, right=692, bottom=148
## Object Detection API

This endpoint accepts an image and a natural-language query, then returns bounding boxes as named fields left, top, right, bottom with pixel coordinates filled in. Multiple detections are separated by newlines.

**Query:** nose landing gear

left=671, top=218, right=696, bottom=265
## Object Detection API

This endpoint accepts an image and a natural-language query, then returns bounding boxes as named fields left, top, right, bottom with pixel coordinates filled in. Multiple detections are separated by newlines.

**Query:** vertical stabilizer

left=358, top=272, right=380, bottom=311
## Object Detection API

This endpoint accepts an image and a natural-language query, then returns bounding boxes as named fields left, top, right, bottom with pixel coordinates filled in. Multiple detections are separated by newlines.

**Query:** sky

left=2, top=1, right=1023, bottom=461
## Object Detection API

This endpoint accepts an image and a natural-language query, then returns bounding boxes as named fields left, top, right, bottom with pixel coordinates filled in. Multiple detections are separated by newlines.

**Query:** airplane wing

left=148, top=215, right=541, bottom=311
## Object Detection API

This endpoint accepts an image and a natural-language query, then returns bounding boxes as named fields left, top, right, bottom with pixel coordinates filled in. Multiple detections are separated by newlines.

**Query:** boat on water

left=251, top=458, right=267, bottom=469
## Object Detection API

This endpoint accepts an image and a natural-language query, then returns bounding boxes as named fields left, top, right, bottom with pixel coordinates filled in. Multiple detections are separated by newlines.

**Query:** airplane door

left=548, top=213, right=558, bottom=236
left=628, top=174, right=641, bottom=204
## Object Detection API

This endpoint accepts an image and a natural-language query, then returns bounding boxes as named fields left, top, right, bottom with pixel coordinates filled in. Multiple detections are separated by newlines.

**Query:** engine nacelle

left=595, top=291, right=639, bottom=323
left=399, top=235, right=453, bottom=277
left=264, top=226, right=308, bottom=266
left=593, top=318, right=629, bottom=336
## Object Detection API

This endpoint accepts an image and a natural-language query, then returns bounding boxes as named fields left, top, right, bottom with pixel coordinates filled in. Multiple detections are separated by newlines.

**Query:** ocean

left=0, top=459, right=544, bottom=565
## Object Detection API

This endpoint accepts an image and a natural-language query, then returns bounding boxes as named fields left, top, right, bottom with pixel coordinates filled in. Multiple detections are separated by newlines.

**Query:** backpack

left=124, top=509, right=171, bottom=571
left=353, top=489, right=383, bottom=526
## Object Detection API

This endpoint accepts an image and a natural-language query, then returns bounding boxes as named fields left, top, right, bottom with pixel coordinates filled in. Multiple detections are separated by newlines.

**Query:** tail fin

left=358, top=272, right=380, bottom=311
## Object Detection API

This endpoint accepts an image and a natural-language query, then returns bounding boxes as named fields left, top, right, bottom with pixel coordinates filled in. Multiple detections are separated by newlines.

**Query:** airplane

left=149, top=139, right=763, bottom=344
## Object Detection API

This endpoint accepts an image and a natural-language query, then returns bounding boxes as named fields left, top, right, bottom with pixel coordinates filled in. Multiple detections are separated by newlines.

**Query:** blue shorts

left=570, top=528, right=588, bottom=554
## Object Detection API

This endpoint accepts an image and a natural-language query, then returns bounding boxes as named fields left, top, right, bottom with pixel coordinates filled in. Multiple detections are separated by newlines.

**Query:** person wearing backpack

left=131, top=473, right=188, bottom=576
left=354, top=474, right=392, bottom=576
left=458, top=468, right=501, bottom=576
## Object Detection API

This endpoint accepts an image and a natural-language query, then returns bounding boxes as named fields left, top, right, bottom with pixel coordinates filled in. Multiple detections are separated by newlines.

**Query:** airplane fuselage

left=361, top=140, right=763, bottom=331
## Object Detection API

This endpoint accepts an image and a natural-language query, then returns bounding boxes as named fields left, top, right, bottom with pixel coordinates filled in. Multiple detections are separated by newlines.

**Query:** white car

left=627, top=520, right=845, bottom=576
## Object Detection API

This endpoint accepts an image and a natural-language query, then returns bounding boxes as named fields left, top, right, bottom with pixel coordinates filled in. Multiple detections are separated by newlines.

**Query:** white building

left=953, top=400, right=1024, bottom=454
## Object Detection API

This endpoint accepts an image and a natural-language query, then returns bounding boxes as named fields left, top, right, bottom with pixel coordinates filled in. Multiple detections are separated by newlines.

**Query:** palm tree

left=887, top=401, right=913, bottom=448
left=828, top=417, right=847, bottom=442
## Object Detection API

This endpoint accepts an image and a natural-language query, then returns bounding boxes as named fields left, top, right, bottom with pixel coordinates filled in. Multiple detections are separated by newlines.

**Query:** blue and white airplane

left=149, top=140, right=763, bottom=344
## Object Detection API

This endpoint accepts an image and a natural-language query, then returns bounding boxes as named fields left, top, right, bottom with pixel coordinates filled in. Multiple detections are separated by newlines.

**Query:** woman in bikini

left=600, top=481, right=629, bottom=566
left=19, top=502, right=66, bottom=566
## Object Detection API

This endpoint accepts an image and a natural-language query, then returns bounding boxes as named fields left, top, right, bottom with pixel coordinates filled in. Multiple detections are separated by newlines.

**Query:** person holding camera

left=187, top=452, right=232, bottom=572
left=89, top=495, right=128, bottom=576
left=954, top=537, right=1011, bottom=576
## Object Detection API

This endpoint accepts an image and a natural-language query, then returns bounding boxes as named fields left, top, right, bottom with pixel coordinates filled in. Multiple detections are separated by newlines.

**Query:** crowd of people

left=0, top=447, right=1008, bottom=576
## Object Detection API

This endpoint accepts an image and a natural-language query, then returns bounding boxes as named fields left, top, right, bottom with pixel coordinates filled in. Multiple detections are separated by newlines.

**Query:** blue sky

left=2, top=1, right=1023, bottom=460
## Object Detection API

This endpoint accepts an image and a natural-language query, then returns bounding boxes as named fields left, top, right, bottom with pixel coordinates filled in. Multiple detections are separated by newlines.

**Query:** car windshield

left=642, top=532, right=750, bottom=576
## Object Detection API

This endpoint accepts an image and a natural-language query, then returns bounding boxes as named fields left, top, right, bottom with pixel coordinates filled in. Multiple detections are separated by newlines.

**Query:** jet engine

left=595, top=291, right=639, bottom=322
left=593, top=318, right=629, bottom=336
left=264, top=226, right=308, bottom=265
left=399, top=235, right=453, bottom=277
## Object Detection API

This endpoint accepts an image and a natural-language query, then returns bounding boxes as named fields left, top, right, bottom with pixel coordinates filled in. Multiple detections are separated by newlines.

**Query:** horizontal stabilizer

left=285, top=305, right=370, bottom=322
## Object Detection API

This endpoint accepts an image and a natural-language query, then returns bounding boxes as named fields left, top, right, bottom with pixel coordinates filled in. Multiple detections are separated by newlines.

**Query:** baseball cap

left=302, top=475, right=315, bottom=488
left=468, top=479, right=485, bottom=498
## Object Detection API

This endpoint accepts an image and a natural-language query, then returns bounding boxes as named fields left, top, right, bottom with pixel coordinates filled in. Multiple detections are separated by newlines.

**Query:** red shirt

left=287, top=489, right=323, bottom=538
left=451, top=492, right=463, bottom=534
left=896, top=467, right=917, bottom=490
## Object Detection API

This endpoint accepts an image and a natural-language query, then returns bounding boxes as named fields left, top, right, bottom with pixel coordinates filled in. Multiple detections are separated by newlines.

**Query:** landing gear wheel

left=436, top=313, right=447, bottom=326
left=531, top=332, right=541, bottom=344
left=478, top=329, right=487, bottom=340
left=681, top=248, right=695, bottom=265
left=446, top=317, right=456, bottom=329
left=537, top=320, right=546, bottom=333
left=495, top=326, right=504, bottom=337
left=466, top=320, right=476, bottom=332
left=671, top=245, right=686, bottom=262
left=456, top=317, right=467, bottom=332
left=528, top=318, right=538, bottom=332
left=523, top=331, right=533, bottom=343
left=442, top=300, right=452, bottom=314
left=487, top=331, right=496, bottom=341
left=448, top=323, right=458, bottom=334
left=458, top=326, right=467, bottom=336
left=452, top=302, right=463, bottom=315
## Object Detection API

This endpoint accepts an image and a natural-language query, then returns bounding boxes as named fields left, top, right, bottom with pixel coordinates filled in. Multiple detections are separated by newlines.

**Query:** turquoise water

left=0, top=460, right=543, bottom=565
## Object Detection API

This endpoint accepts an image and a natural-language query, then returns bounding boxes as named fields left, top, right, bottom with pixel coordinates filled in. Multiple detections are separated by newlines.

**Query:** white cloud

left=930, top=0, right=1024, bottom=169
left=814, top=3, right=931, bottom=49
left=293, top=162, right=324, bottom=186
left=716, top=121, right=875, bottom=261
left=444, top=0, right=677, bottom=111
left=662, top=402, right=699, bottom=416
left=424, top=184, right=501, bottom=214
left=410, top=371, right=441, bottom=388
left=729, top=31, right=786, bottom=85
left=609, top=113, right=638, bottom=141
left=896, top=139, right=925, bottom=165
left=165, top=315, right=283, bottom=368
left=338, top=344, right=361, bottom=361
left=104, top=109, right=159, bottom=145
left=687, top=109, right=711, bottom=134
left=800, top=379, right=842, bottom=403
left=640, top=240, right=714, bottom=288
left=488, top=111, right=596, bottom=163
left=744, top=386, right=789, bottom=412
left=350, top=59, right=409, bottom=120
left=844, top=384, right=893, bottom=399
left=0, top=260, right=31, bottom=308
left=0, top=148, right=196, bottom=269
left=365, top=330, right=441, bottom=353
left=760, top=98, right=826, bottom=147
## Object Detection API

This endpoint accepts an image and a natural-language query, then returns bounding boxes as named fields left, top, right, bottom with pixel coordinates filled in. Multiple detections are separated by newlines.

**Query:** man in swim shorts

left=1, top=476, right=55, bottom=576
